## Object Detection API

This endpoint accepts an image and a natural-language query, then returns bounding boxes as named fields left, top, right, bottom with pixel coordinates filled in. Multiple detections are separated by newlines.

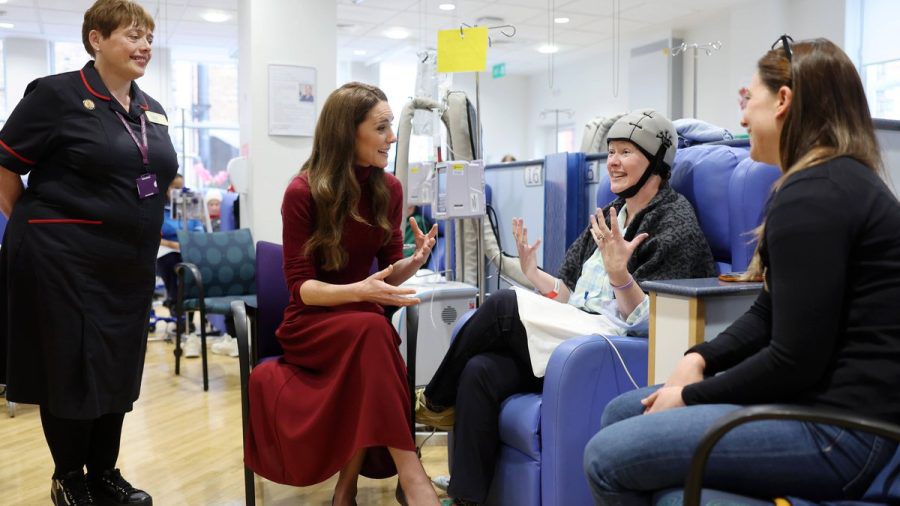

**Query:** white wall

left=4, top=38, right=50, bottom=107
left=679, top=0, right=846, bottom=132
left=521, top=28, right=685, bottom=158
left=238, top=0, right=337, bottom=244
left=345, top=61, right=379, bottom=87
left=453, top=73, right=530, bottom=163
left=137, top=47, right=173, bottom=114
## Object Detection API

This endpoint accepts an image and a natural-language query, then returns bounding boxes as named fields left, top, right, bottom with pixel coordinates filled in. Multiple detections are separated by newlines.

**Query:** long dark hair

left=762, top=38, right=883, bottom=181
left=300, top=82, right=393, bottom=271
left=747, top=38, right=884, bottom=278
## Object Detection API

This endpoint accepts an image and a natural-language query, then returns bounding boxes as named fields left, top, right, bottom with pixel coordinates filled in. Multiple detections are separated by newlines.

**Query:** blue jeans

left=583, top=385, right=897, bottom=505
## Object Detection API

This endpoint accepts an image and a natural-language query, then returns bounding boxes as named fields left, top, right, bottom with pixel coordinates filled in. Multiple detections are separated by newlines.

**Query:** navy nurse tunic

left=0, top=61, right=178, bottom=419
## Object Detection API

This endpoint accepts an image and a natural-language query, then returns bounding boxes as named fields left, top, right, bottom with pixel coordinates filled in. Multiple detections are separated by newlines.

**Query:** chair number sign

left=524, top=164, right=543, bottom=187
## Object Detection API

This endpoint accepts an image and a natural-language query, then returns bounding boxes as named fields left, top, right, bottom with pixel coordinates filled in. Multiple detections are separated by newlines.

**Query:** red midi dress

left=244, top=167, right=415, bottom=485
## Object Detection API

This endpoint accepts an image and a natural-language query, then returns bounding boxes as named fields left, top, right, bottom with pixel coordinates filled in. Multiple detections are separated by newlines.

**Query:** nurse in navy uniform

left=0, top=1, right=176, bottom=505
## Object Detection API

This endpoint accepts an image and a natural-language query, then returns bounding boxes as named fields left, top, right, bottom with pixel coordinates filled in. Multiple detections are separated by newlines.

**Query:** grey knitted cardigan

left=558, top=184, right=717, bottom=291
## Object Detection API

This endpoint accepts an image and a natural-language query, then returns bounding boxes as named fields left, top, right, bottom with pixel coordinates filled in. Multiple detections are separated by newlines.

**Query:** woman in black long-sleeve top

left=583, top=36, right=900, bottom=505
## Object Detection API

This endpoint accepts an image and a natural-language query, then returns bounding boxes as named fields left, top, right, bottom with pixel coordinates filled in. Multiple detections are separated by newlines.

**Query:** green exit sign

left=492, top=63, right=506, bottom=79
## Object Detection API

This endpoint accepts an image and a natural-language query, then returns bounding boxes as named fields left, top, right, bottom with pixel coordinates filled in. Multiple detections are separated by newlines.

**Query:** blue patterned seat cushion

left=183, top=294, right=257, bottom=315
left=177, top=229, right=257, bottom=299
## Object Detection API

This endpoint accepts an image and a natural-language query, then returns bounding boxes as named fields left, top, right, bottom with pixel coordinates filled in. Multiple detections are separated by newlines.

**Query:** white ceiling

left=0, top=0, right=747, bottom=72
left=335, top=0, right=749, bottom=73
left=0, top=0, right=239, bottom=59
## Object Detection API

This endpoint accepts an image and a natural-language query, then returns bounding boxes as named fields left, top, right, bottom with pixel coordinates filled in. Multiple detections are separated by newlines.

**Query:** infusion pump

left=407, top=160, right=486, bottom=219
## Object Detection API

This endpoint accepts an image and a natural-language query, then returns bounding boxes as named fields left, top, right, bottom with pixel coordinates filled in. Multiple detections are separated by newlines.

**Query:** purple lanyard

left=115, top=112, right=149, bottom=168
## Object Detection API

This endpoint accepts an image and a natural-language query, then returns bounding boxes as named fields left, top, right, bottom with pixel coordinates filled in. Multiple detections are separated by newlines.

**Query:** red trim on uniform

left=79, top=70, right=111, bottom=101
left=139, top=102, right=149, bottom=111
left=0, top=139, right=36, bottom=165
left=28, top=219, right=103, bottom=225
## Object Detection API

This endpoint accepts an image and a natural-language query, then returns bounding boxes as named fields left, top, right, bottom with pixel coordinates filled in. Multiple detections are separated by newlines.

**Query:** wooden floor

left=1, top=327, right=450, bottom=505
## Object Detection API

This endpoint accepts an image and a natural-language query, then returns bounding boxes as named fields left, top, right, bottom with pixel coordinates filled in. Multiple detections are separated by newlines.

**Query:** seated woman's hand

left=511, top=217, right=541, bottom=277
left=589, top=207, right=649, bottom=283
left=641, top=386, right=686, bottom=414
left=408, top=217, right=438, bottom=266
left=357, top=264, right=420, bottom=306
left=664, top=352, right=706, bottom=388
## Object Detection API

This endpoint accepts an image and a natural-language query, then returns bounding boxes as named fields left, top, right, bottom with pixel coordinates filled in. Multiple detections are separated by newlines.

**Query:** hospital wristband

left=610, top=276, right=634, bottom=291
left=543, top=277, right=561, bottom=299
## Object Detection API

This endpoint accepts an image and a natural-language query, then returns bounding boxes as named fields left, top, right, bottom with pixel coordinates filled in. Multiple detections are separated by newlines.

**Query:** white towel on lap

left=513, top=286, right=621, bottom=377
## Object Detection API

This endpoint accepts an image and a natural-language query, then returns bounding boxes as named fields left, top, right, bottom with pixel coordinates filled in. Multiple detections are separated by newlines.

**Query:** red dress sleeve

left=377, top=173, right=404, bottom=270
left=281, top=175, right=317, bottom=301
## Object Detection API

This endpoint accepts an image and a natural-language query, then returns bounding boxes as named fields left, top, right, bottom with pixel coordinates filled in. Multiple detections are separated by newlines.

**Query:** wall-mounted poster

left=268, top=64, right=316, bottom=136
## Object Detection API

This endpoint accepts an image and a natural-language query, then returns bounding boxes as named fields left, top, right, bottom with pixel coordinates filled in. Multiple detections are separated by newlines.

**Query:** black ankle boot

left=51, top=470, right=95, bottom=506
left=87, top=469, right=152, bottom=505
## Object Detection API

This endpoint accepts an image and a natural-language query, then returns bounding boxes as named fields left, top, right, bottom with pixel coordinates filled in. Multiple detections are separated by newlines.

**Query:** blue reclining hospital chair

left=459, top=142, right=780, bottom=506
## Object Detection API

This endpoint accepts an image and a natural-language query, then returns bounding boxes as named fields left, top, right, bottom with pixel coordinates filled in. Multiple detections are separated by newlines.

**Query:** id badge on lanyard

left=116, top=112, right=158, bottom=199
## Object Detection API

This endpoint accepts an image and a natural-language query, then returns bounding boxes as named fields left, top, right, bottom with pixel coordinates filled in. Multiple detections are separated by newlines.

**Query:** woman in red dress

left=245, top=82, right=440, bottom=506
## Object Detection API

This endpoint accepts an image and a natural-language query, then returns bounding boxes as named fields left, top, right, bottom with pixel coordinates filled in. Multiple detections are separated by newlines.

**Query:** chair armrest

left=684, top=405, right=900, bottom=506
left=541, top=334, right=649, bottom=506
left=231, top=300, right=252, bottom=444
left=175, top=262, right=205, bottom=315
left=231, top=300, right=257, bottom=506
left=405, top=304, right=418, bottom=437
left=450, top=309, right=476, bottom=340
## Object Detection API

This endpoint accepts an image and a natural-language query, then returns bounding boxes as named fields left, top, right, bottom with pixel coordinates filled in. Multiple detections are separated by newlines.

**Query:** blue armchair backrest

left=727, top=157, right=780, bottom=271
left=670, top=144, right=748, bottom=271
left=595, top=144, right=751, bottom=272
left=177, top=228, right=257, bottom=298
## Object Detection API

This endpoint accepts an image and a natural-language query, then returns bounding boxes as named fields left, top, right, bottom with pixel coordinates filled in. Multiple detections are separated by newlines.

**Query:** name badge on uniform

left=136, top=173, right=159, bottom=199
left=145, top=111, right=168, bottom=126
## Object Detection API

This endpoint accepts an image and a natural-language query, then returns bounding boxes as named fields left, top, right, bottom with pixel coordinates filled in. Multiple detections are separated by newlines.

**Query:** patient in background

left=205, top=189, right=223, bottom=232
left=158, top=174, right=204, bottom=309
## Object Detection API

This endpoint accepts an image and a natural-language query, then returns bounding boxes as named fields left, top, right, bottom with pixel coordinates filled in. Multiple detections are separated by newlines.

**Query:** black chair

left=232, top=241, right=420, bottom=505
left=653, top=405, right=900, bottom=505
left=173, top=229, right=257, bottom=391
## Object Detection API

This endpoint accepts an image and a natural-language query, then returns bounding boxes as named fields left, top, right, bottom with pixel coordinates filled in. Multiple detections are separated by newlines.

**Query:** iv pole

left=456, top=23, right=516, bottom=305
left=540, top=109, right=574, bottom=152
left=670, top=41, right=723, bottom=118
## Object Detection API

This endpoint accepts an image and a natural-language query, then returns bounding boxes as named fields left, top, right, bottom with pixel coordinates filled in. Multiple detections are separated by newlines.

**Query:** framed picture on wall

left=268, top=64, right=316, bottom=136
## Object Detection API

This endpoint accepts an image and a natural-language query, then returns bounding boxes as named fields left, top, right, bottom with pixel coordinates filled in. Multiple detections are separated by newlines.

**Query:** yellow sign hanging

left=437, top=27, right=488, bottom=73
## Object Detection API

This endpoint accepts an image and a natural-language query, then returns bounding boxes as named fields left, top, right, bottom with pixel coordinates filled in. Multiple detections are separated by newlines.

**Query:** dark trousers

left=156, top=251, right=181, bottom=307
left=425, top=289, right=543, bottom=503
left=40, top=406, right=125, bottom=478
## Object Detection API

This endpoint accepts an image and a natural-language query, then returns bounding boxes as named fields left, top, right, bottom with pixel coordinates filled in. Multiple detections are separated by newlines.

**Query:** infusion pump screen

left=436, top=166, right=447, bottom=214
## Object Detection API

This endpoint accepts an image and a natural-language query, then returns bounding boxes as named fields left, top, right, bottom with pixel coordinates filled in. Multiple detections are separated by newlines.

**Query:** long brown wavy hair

left=301, top=82, right=394, bottom=271
left=746, top=38, right=884, bottom=278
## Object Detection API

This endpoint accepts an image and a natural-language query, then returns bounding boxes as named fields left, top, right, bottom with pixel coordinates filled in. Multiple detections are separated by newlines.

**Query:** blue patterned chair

left=174, top=228, right=257, bottom=391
